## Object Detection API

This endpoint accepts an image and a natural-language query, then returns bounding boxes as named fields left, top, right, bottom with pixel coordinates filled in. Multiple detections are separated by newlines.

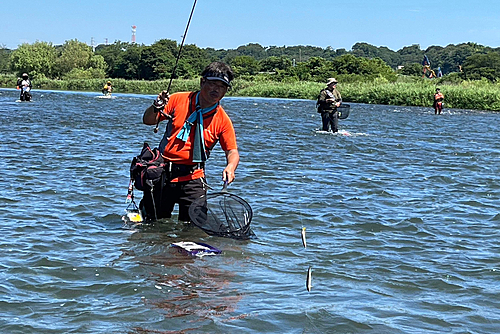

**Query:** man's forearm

left=223, top=149, right=240, bottom=184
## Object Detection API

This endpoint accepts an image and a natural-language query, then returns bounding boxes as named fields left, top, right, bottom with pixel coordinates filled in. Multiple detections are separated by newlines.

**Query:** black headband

left=203, top=71, right=231, bottom=86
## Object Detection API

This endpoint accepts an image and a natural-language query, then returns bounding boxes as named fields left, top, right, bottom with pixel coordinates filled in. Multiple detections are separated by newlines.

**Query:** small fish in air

left=306, top=266, right=312, bottom=292
left=301, top=227, right=307, bottom=248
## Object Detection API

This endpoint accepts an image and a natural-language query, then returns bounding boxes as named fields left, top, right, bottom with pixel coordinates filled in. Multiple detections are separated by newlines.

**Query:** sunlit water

left=1, top=88, right=499, bottom=334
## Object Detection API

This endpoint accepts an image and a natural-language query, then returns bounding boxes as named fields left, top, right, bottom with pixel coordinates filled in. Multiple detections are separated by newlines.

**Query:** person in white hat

left=316, top=78, right=342, bottom=132
left=17, top=73, right=32, bottom=101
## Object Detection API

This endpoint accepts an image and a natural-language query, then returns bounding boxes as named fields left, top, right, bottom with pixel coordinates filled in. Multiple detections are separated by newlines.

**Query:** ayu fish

left=301, top=227, right=307, bottom=248
left=306, top=266, right=312, bottom=292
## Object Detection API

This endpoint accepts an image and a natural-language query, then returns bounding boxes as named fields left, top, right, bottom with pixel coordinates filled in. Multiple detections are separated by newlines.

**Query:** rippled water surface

left=1, top=88, right=499, bottom=334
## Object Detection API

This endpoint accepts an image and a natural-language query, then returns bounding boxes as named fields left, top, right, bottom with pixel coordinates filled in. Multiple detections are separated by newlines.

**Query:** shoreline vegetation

left=3, top=40, right=500, bottom=111
left=2, top=74, right=500, bottom=111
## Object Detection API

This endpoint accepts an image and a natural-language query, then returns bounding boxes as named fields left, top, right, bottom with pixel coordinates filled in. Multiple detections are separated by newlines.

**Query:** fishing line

left=154, top=0, right=198, bottom=133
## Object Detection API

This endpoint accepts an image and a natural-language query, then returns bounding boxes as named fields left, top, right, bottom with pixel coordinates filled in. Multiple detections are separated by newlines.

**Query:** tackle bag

left=130, top=142, right=166, bottom=191
left=316, top=96, right=323, bottom=113
left=316, top=103, right=323, bottom=113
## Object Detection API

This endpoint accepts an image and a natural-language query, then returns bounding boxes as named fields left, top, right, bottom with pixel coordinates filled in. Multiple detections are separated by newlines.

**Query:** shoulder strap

left=188, top=91, right=198, bottom=114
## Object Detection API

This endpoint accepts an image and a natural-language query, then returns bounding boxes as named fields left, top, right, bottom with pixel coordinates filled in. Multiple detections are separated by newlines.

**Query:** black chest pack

left=125, top=142, right=166, bottom=215
left=125, top=93, right=219, bottom=208
left=129, top=142, right=166, bottom=192
left=128, top=141, right=208, bottom=194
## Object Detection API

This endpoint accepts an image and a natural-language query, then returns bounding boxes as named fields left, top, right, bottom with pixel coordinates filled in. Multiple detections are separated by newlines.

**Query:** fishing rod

left=154, top=0, right=198, bottom=133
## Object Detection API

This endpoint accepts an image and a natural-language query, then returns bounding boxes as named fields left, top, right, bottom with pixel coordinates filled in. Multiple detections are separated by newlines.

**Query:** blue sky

left=1, top=0, right=499, bottom=51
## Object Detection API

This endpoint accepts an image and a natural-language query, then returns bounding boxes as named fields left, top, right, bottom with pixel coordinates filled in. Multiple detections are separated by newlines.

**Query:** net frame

left=338, top=104, right=350, bottom=119
left=189, top=191, right=254, bottom=240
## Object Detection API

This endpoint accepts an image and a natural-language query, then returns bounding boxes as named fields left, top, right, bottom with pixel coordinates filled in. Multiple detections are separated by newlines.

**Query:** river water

left=0, top=88, right=499, bottom=334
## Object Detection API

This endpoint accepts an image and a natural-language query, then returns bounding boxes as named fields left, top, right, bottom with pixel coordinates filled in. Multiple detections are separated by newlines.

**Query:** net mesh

left=338, top=104, right=350, bottom=119
left=189, top=192, right=254, bottom=240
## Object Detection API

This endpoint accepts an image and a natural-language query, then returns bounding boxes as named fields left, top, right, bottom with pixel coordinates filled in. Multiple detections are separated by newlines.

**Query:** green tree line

left=2, top=39, right=500, bottom=83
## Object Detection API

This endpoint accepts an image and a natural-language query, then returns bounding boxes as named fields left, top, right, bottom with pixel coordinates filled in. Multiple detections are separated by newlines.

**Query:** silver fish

left=306, top=266, right=312, bottom=292
left=301, top=227, right=307, bottom=248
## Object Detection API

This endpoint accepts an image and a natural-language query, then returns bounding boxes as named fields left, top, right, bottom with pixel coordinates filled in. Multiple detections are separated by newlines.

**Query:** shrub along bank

left=1, top=74, right=500, bottom=111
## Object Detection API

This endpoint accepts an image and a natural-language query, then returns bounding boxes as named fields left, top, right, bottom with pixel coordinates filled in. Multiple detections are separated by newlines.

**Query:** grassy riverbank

left=234, top=77, right=500, bottom=111
left=2, top=74, right=499, bottom=111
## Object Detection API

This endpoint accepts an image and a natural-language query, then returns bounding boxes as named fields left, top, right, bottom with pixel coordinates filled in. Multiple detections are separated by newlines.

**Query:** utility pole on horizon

left=131, top=25, right=137, bottom=43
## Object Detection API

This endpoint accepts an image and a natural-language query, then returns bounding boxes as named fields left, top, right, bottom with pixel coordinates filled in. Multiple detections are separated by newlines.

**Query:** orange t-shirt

left=158, top=91, right=237, bottom=182
left=434, top=92, right=444, bottom=101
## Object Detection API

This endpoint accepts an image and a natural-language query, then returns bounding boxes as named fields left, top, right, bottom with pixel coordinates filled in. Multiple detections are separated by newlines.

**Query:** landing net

left=189, top=192, right=254, bottom=240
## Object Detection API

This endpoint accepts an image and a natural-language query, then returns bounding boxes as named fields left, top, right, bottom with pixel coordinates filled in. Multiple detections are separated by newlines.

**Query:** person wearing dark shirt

left=316, top=78, right=342, bottom=132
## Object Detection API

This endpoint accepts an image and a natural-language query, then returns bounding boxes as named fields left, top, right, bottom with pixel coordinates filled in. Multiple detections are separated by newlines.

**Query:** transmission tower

left=131, top=25, right=137, bottom=43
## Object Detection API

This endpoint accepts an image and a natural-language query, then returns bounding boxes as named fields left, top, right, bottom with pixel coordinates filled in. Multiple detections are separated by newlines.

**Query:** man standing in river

left=140, top=61, right=239, bottom=222
left=17, top=73, right=32, bottom=101
left=433, top=88, right=444, bottom=115
left=317, top=78, right=342, bottom=132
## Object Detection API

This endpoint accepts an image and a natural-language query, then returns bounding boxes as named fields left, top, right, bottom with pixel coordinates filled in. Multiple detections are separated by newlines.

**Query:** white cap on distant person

left=326, top=78, right=338, bottom=85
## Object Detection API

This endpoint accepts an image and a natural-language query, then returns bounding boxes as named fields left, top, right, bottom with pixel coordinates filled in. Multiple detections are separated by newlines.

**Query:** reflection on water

left=1, top=88, right=499, bottom=333
left=121, top=220, right=251, bottom=333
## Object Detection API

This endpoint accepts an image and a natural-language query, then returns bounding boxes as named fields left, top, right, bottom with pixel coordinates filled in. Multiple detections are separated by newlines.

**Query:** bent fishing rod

left=154, top=0, right=198, bottom=133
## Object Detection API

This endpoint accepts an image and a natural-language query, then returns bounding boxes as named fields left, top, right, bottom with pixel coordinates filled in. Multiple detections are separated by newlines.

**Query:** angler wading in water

left=16, top=73, right=32, bottom=101
left=433, top=88, right=444, bottom=115
left=140, top=62, right=239, bottom=222
left=316, top=78, right=342, bottom=132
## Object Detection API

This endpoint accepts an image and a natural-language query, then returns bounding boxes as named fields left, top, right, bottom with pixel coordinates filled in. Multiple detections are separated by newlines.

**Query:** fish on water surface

left=306, top=266, right=312, bottom=292
left=301, top=227, right=307, bottom=248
